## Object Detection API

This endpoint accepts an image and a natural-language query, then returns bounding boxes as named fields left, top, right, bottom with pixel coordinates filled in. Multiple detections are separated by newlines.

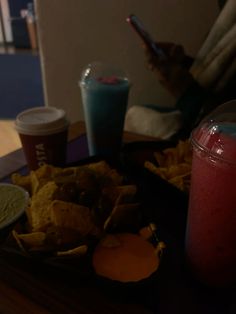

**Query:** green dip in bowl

left=0, top=183, right=29, bottom=233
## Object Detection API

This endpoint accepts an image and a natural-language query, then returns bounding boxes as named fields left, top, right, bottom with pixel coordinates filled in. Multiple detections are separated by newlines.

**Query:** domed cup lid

left=192, top=100, right=236, bottom=164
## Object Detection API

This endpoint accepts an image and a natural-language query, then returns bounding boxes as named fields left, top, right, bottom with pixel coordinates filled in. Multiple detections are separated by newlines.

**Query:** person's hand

left=144, top=42, right=195, bottom=98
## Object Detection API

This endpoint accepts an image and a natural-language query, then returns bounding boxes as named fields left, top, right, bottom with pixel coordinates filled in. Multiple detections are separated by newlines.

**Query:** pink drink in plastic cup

left=186, top=121, right=236, bottom=287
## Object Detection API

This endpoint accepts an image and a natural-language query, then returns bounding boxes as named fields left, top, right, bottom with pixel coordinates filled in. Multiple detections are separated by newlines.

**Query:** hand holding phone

left=126, top=14, right=166, bottom=60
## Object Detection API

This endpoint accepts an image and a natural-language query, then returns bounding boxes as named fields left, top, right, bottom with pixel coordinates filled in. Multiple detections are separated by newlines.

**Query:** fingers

left=169, top=44, right=185, bottom=60
left=144, top=41, right=190, bottom=71
left=143, top=43, right=159, bottom=70
left=142, top=41, right=194, bottom=98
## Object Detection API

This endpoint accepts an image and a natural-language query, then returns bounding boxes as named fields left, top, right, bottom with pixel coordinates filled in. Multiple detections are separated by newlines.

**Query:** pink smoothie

left=186, top=123, right=236, bottom=286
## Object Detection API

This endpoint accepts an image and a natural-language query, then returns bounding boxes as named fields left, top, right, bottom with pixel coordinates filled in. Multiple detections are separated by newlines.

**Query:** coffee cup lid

left=15, top=107, right=69, bottom=136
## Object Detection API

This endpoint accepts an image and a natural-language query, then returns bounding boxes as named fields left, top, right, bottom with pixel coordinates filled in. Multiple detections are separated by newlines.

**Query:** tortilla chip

left=17, top=232, right=46, bottom=247
left=11, top=173, right=31, bottom=194
left=87, top=161, right=123, bottom=185
left=32, top=165, right=63, bottom=191
left=30, top=171, right=40, bottom=195
left=57, top=244, right=88, bottom=257
left=49, top=200, right=95, bottom=236
left=166, top=163, right=191, bottom=179
left=30, top=181, right=59, bottom=232
left=155, top=241, right=166, bottom=257
left=86, top=161, right=112, bottom=176
left=12, top=230, right=46, bottom=251
left=45, top=225, right=82, bottom=246
left=144, top=161, right=168, bottom=180
left=34, top=164, right=61, bottom=179
left=12, top=230, right=27, bottom=252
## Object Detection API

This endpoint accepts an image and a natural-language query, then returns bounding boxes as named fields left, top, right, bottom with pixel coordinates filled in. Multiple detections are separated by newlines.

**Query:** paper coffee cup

left=15, top=107, right=69, bottom=170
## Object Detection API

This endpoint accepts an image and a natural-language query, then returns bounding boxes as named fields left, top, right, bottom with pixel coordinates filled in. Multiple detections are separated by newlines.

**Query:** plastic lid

left=192, top=100, right=236, bottom=164
left=80, top=62, right=129, bottom=85
left=15, top=107, right=69, bottom=136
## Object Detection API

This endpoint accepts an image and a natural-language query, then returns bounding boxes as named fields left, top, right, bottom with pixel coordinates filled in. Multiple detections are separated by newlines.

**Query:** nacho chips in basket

left=11, top=161, right=139, bottom=256
left=144, top=140, right=192, bottom=192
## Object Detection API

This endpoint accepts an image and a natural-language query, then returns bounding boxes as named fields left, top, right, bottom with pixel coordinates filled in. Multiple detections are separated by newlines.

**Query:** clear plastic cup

left=79, top=62, right=130, bottom=157
left=185, top=100, right=236, bottom=287
left=15, top=106, right=69, bottom=170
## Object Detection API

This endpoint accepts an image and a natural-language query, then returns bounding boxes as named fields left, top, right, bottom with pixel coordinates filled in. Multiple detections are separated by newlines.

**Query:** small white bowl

left=0, top=183, right=29, bottom=230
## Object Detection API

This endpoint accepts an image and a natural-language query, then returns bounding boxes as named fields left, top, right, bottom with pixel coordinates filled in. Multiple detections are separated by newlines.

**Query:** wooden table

left=0, top=121, right=235, bottom=314
left=0, top=121, right=156, bottom=180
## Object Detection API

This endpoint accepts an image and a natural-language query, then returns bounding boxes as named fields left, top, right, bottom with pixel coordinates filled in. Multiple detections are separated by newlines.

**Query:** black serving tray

left=0, top=140, right=235, bottom=313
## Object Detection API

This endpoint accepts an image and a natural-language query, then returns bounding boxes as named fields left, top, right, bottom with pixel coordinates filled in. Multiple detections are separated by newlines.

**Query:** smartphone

left=126, top=14, right=166, bottom=59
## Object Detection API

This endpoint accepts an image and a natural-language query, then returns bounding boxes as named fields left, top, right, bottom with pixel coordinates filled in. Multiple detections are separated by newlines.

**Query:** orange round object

left=93, top=233, right=160, bottom=283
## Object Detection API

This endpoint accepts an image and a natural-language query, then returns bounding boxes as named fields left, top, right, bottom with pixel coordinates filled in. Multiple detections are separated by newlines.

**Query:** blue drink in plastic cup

left=79, top=62, right=130, bottom=156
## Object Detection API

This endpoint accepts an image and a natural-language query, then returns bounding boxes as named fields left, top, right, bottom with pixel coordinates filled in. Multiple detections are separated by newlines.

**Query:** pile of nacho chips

left=11, top=161, right=139, bottom=257
left=144, top=140, right=192, bottom=192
